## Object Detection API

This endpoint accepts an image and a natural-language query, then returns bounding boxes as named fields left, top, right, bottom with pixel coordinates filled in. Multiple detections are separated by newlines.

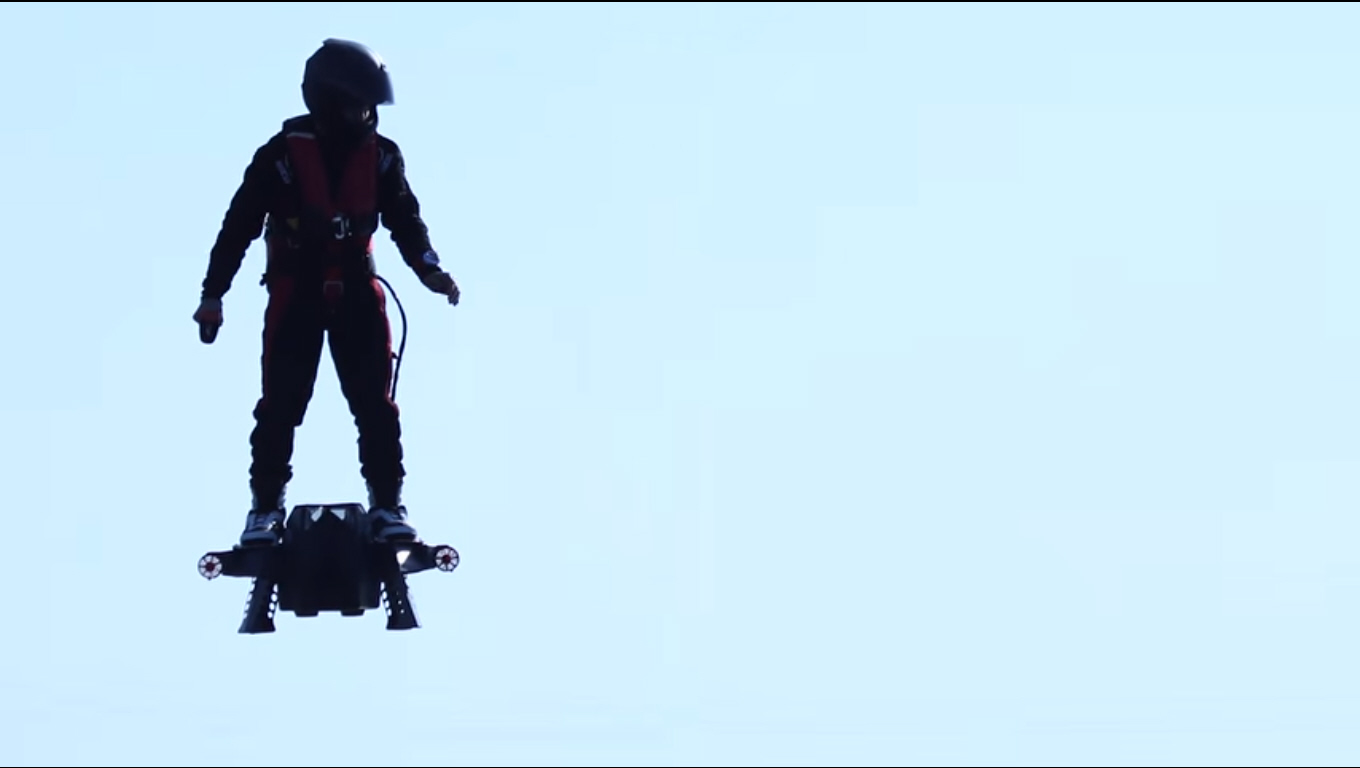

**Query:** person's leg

left=241, top=276, right=326, bottom=545
left=328, top=275, right=415, bottom=541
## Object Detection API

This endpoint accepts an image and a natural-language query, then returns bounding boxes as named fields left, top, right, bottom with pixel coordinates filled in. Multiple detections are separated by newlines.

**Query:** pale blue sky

left=2, top=1, right=1360, bottom=765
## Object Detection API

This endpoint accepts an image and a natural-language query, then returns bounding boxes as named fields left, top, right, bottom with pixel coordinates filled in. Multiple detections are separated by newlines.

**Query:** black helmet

left=301, top=39, right=394, bottom=140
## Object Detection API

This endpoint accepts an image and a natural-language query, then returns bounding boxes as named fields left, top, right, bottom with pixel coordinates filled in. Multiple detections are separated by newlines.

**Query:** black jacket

left=201, top=115, right=441, bottom=300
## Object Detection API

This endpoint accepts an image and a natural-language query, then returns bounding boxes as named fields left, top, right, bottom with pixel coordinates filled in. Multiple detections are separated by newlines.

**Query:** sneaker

left=369, top=505, right=418, bottom=542
left=240, top=508, right=285, bottom=546
left=240, top=484, right=287, bottom=546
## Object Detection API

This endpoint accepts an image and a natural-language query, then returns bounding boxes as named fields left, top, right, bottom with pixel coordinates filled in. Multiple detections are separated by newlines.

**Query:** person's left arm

left=376, top=138, right=458, bottom=303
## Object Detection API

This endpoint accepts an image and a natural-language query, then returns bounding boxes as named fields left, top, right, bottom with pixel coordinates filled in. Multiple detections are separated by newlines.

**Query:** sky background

left=2, top=1, right=1360, bottom=765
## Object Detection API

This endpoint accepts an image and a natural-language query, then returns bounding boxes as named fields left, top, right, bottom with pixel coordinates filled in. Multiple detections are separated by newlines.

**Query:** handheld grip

left=199, top=320, right=220, bottom=344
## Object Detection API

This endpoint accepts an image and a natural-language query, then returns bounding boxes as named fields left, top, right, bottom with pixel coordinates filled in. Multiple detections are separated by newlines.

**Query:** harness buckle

left=324, top=279, right=344, bottom=303
left=331, top=214, right=351, bottom=240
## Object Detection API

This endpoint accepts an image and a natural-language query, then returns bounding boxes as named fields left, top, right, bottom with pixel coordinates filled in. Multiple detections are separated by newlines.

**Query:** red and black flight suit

left=200, top=114, right=444, bottom=510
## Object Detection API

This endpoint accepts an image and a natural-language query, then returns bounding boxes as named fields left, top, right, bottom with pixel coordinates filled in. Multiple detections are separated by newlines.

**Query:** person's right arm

left=200, top=134, right=287, bottom=301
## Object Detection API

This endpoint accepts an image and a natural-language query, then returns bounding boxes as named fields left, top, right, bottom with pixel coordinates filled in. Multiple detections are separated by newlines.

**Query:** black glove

left=422, top=270, right=460, bottom=305
left=194, top=297, right=223, bottom=343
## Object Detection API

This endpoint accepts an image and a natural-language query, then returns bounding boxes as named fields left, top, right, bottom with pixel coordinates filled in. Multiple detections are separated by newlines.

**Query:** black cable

left=374, top=274, right=408, bottom=401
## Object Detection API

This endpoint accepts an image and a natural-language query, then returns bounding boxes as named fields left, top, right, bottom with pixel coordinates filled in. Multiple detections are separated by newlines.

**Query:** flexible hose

left=374, top=274, right=408, bottom=401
